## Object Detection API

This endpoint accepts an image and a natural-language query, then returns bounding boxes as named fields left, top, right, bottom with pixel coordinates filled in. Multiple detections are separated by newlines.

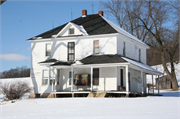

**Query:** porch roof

left=80, top=54, right=128, bottom=64
left=51, top=61, right=73, bottom=66
left=39, top=58, right=58, bottom=63
left=50, top=54, right=162, bottom=75
left=121, top=57, right=163, bottom=75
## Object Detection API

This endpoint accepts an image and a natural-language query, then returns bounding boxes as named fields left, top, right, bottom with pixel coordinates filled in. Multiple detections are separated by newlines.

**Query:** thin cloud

left=0, top=54, right=30, bottom=61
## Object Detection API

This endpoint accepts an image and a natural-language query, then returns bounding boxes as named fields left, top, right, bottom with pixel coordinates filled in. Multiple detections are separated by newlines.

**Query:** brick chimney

left=82, top=10, right=87, bottom=17
left=98, top=11, right=103, bottom=16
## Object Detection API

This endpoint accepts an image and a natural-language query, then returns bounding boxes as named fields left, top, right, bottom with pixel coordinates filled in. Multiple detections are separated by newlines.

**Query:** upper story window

left=69, top=28, right=74, bottom=35
left=68, top=42, right=75, bottom=61
left=139, top=49, right=141, bottom=61
left=123, top=42, right=126, bottom=56
left=94, top=40, right=99, bottom=54
left=46, top=44, right=51, bottom=57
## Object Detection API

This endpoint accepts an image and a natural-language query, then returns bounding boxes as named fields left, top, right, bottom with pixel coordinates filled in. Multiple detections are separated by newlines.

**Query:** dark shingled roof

left=39, top=59, right=58, bottom=63
left=50, top=61, right=74, bottom=66
left=27, top=14, right=118, bottom=40
left=80, top=54, right=127, bottom=64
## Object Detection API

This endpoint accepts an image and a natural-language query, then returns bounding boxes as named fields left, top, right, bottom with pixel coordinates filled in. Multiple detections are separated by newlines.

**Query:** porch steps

left=87, top=92, right=107, bottom=98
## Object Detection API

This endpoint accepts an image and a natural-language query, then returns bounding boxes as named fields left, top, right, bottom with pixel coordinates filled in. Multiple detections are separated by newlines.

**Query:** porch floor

left=52, top=90, right=128, bottom=94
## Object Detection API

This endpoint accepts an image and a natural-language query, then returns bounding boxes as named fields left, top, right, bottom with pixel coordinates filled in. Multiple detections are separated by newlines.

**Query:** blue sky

left=0, top=0, right=109, bottom=71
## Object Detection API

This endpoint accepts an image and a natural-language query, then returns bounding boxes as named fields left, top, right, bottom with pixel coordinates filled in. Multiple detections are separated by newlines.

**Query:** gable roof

left=27, top=14, right=117, bottom=40
left=55, top=22, right=88, bottom=37
left=80, top=54, right=128, bottom=64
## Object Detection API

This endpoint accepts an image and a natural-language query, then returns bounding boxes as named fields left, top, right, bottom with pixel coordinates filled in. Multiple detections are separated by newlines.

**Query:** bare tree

left=100, top=0, right=149, bottom=41
left=0, top=66, right=30, bottom=78
left=0, top=81, right=32, bottom=100
left=100, top=0, right=179, bottom=90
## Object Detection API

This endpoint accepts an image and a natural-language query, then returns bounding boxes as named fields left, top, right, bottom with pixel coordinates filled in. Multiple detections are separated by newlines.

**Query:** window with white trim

left=42, top=70, right=48, bottom=85
left=69, top=28, right=74, bottom=35
left=46, top=44, right=51, bottom=56
left=94, top=40, right=99, bottom=54
left=68, top=42, right=75, bottom=61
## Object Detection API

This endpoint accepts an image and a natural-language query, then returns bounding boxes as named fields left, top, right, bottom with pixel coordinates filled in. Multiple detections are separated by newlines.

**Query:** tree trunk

left=161, top=52, right=179, bottom=90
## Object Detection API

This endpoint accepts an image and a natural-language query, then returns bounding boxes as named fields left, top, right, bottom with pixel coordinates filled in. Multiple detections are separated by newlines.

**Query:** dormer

left=55, top=22, right=88, bottom=38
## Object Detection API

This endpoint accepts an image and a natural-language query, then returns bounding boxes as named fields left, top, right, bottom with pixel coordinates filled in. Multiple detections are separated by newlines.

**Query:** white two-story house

left=27, top=10, right=162, bottom=98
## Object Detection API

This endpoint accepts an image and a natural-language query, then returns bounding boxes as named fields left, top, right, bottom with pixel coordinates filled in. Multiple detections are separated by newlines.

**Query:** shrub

left=0, top=81, right=32, bottom=100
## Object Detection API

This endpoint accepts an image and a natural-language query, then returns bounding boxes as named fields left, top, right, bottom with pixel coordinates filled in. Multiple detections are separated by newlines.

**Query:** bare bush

left=0, top=81, right=32, bottom=100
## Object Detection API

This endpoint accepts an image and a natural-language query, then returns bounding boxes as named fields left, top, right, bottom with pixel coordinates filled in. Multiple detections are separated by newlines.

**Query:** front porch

left=51, top=90, right=147, bottom=98
left=39, top=55, right=162, bottom=97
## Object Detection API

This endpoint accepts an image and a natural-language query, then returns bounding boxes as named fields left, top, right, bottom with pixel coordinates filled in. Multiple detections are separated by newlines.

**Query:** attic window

left=69, top=28, right=74, bottom=35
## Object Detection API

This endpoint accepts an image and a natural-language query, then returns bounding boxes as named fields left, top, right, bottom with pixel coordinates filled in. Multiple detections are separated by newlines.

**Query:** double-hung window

left=46, top=44, right=51, bottom=56
left=94, top=40, right=99, bottom=54
left=42, top=70, right=48, bottom=85
left=68, top=42, right=75, bottom=61
left=93, top=68, right=99, bottom=85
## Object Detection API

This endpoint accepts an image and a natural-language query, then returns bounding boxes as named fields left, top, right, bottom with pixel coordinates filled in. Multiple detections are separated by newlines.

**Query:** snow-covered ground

left=0, top=89, right=180, bottom=119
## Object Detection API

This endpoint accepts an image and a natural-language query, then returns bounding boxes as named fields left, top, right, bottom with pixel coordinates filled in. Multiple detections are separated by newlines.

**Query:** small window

left=49, top=69, right=55, bottom=85
left=94, top=40, right=99, bottom=54
left=123, top=42, right=126, bottom=56
left=42, top=70, right=48, bottom=85
left=46, top=44, right=51, bottom=56
left=68, top=42, right=75, bottom=61
left=93, top=68, right=99, bottom=85
left=69, top=28, right=74, bottom=35
left=139, top=49, right=141, bottom=61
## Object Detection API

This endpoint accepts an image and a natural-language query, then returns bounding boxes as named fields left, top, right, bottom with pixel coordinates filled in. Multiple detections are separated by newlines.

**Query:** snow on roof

left=122, top=57, right=162, bottom=74
left=70, top=22, right=88, bottom=35
left=101, top=16, right=149, bottom=48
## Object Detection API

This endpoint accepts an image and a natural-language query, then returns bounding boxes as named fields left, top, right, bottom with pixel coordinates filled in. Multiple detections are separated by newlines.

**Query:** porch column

left=125, top=65, right=129, bottom=96
left=54, top=69, right=57, bottom=92
left=141, top=71, right=144, bottom=94
left=91, top=67, right=93, bottom=92
left=48, top=67, right=50, bottom=86
left=116, top=66, right=118, bottom=91
left=71, top=67, right=73, bottom=92
left=152, top=75, right=154, bottom=94
left=158, top=75, right=160, bottom=95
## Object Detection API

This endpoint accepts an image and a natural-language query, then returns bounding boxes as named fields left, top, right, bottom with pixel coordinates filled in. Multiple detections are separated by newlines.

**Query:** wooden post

left=158, top=75, right=160, bottom=95
left=91, top=67, right=93, bottom=92
left=116, top=66, right=118, bottom=91
left=141, top=71, right=144, bottom=94
left=125, top=65, right=129, bottom=97
left=152, top=75, right=154, bottom=94
left=71, top=67, right=73, bottom=92
left=48, top=68, right=50, bottom=86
